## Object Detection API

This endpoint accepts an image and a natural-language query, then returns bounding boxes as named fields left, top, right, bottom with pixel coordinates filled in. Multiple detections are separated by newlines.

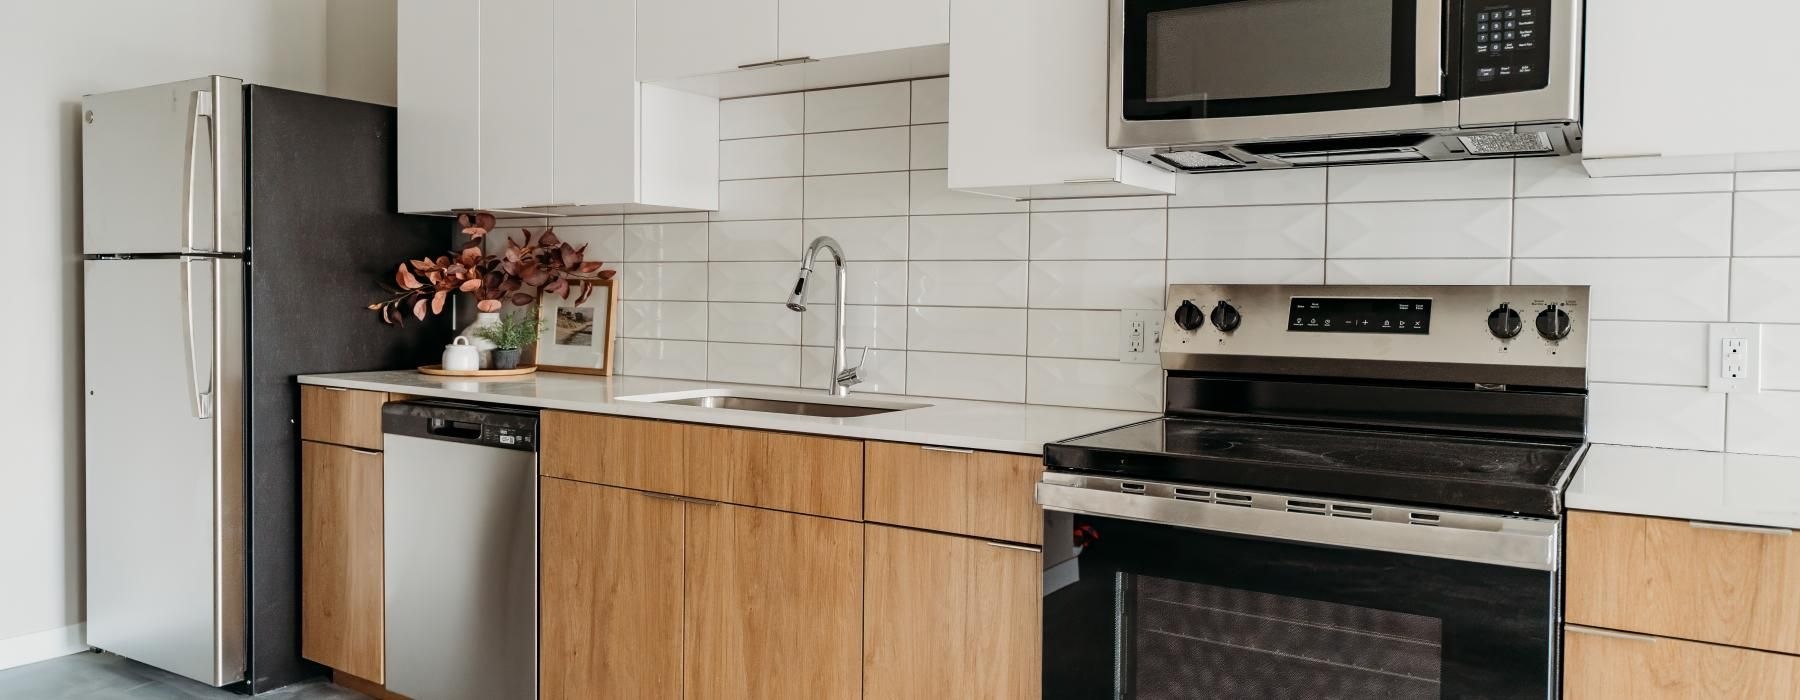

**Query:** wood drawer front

left=300, top=441, right=385, bottom=682
left=540, top=412, right=687, bottom=494
left=1567, top=511, right=1800, bottom=654
left=687, top=425, right=864, bottom=520
left=865, top=442, right=1043, bottom=545
left=1565, top=626, right=1800, bottom=699
left=300, top=386, right=389, bottom=451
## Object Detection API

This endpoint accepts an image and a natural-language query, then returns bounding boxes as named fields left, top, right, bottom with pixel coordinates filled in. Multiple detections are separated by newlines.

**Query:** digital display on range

left=1288, top=297, right=1432, bottom=334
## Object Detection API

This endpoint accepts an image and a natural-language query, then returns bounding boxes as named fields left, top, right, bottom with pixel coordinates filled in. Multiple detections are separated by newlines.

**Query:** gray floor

left=0, top=652, right=368, bottom=700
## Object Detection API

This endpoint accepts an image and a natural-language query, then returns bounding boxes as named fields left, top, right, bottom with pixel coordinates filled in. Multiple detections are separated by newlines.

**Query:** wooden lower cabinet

left=863, top=524, right=1041, bottom=700
left=1565, top=626, right=1800, bottom=699
left=299, top=386, right=389, bottom=450
left=685, top=503, right=864, bottom=700
left=300, top=440, right=385, bottom=682
left=539, top=478, right=684, bottom=700
left=864, top=442, right=1043, bottom=545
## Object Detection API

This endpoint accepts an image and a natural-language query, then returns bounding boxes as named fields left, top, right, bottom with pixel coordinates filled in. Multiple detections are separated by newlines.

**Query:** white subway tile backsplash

left=909, top=124, right=948, bottom=170
left=1168, top=259, right=1325, bottom=285
left=709, top=220, right=802, bottom=261
left=719, top=135, right=803, bottom=180
left=907, top=307, right=1028, bottom=355
left=1727, top=391, right=1800, bottom=458
left=906, top=351, right=1026, bottom=403
left=708, top=342, right=801, bottom=386
left=1589, top=383, right=1726, bottom=451
left=1029, top=195, right=1168, bottom=212
left=720, top=92, right=804, bottom=140
left=623, top=222, right=708, bottom=262
left=1167, top=205, right=1325, bottom=259
left=547, top=225, right=625, bottom=263
left=623, top=212, right=708, bottom=225
left=621, top=262, right=708, bottom=301
left=909, top=77, right=948, bottom=124
left=708, top=302, right=802, bottom=345
left=805, top=127, right=911, bottom=176
left=708, top=261, right=798, bottom=303
left=616, top=338, right=708, bottom=380
left=801, top=304, right=909, bottom=350
left=714, top=178, right=803, bottom=221
left=1031, top=261, right=1165, bottom=309
left=1587, top=321, right=1708, bottom=386
left=1733, top=191, right=1800, bottom=256
left=1327, top=160, right=1513, bottom=202
left=1737, top=152, right=1800, bottom=173
left=1327, top=199, right=1512, bottom=258
left=1730, top=258, right=1800, bottom=323
left=805, top=82, right=910, bottom=133
left=910, top=214, right=1029, bottom=260
left=910, top=170, right=1029, bottom=215
left=803, top=346, right=907, bottom=394
left=1515, top=155, right=1733, bottom=197
left=805, top=260, right=910, bottom=306
left=1736, top=171, right=1800, bottom=192
left=1029, top=209, right=1167, bottom=260
left=909, top=261, right=1029, bottom=307
left=1325, top=259, right=1509, bottom=285
left=1513, top=193, right=1732, bottom=258
left=1027, top=310, right=1120, bottom=360
left=1170, top=168, right=1326, bottom=207
left=804, top=172, right=910, bottom=218
left=620, top=301, right=709, bottom=341
left=1765, top=325, right=1800, bottom=391
left=1511, top=258, right=1729, bottom=321
left=802, top=217, right=909, bottom=260
left=1027, top=358, right=1162, bottom=412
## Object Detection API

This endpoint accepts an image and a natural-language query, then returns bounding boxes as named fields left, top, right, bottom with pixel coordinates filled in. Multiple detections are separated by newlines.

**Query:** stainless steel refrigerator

left=82, top=76, right=450, bottom=691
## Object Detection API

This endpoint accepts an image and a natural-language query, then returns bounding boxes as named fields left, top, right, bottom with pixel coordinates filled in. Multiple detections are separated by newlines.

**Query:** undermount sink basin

left=620, top=389, right=929, bottom=418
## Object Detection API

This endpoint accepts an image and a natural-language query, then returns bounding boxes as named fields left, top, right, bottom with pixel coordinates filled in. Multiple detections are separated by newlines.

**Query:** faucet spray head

left=786, top=267, right=812, bottom=312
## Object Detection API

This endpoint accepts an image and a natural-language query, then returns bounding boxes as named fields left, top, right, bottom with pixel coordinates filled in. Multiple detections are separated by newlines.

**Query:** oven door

left=1039, top=480, right=1559, bottom=699
left=1109, top=0, right=1462, bottom=148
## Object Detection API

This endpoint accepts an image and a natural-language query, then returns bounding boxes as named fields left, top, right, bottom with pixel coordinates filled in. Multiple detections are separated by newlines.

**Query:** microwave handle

left=1415, top=0, right=1444, bottom=96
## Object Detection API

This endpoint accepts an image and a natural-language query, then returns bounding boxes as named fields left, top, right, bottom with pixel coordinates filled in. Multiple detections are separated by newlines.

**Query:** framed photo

left=534, top=279, right=618, bottom=375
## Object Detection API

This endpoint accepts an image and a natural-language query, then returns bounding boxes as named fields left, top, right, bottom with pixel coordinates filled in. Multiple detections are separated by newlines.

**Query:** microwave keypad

left=1464, top=1, right=1550, bottom=96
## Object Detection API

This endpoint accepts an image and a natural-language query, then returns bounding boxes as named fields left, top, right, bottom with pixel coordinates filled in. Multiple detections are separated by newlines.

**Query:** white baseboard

left=0, top=623, right=87, bottom=672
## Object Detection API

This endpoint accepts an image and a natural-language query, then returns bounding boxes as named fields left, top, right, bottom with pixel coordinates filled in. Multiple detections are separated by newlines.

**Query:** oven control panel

left=1463, top=0, right=1551, bottom=96
left=1288, top=297, right=1432, bottom=335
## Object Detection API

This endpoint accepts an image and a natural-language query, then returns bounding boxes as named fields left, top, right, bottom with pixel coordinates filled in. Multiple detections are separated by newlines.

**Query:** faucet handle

left=836, top=346, right=871, bottom=388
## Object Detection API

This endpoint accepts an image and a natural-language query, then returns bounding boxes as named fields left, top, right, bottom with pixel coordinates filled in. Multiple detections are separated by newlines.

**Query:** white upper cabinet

left=1583, top=0, right=1800, bottom=176
left=947, top=0, right=1175, bottom=200
left=398, top=0, right=718, bottom=214
left=777, top=0, right=949, bottom=62
left=637, top=0, right=778, bottom=82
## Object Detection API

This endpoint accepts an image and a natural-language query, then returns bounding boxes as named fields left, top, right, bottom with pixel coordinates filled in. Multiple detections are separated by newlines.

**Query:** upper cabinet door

left=398, top=0, right=479, bottom=213
left=638, top=0, right=778, bottom=82
left=777, top=0, right=948, bottom=61
left=479, top=0, right=556, bottom=209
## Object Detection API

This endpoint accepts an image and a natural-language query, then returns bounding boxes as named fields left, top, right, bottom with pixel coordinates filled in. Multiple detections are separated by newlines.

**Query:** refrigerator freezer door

left=82, top=76, right=244, bottom=255
left=84, top=258, right=246, bottom=686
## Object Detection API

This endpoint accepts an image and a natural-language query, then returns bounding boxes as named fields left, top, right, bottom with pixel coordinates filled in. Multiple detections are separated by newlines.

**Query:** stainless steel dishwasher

left=381, top=401, right=538, bottom=700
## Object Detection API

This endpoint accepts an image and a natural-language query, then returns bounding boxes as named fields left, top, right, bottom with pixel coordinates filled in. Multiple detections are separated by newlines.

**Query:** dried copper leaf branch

left=369, top=220, right=614, bottom=325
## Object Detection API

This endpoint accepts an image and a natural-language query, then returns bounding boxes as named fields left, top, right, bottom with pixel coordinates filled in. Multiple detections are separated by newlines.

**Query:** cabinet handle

left=922, top=445, right=974, bottom=454
left=641, top=492, right=718, bottom=507
left=984, top=541, right=1040, bottom=553
left=323, top=386, right=348, bottom=392
left=1689, top=521, right=1792, bottom=536
left=350, top=448, right=380, bottom=457
left=737, top=56, right=814, bottom=70
left=1060, top=177, right=1116, bottom=185
left=1566, top=625, right=1658, bottom=644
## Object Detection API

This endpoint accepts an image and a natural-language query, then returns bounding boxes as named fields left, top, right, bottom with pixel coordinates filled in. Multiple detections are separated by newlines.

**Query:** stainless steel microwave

left=1109, top=0, right=1582, bottom=171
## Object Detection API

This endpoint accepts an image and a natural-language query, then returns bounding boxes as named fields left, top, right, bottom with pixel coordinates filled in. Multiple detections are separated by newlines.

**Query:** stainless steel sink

left=620, top=389, right=929, bottom=418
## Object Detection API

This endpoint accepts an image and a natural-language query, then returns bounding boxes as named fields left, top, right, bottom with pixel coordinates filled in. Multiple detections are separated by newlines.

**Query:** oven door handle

left=1035, top=480, right=1558, bottom=571
left=1415, top=0, right=1444, bottom=97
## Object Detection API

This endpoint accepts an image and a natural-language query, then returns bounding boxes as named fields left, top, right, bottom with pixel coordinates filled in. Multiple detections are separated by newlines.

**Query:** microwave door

left=1110, top=0, right=1460, bottom=148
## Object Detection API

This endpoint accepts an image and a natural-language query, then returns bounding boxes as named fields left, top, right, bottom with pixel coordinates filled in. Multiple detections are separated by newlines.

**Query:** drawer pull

left=1567, top=625, right=1658, bottom=643
left=984, top=541, right=1040, bottom=553
left=922, top=445, right=974, bottom=454
left=350, top=448, right=380, bottom=457
left=323, top=386, right=348, bottom=392
left=642, top=492, right=718, bottom=507
left=1689, top=521, right=1792, bottom=536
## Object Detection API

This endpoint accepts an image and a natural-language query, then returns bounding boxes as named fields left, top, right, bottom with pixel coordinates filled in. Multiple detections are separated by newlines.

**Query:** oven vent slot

left=1172, top=487, right=1211, bottom=502
left=1119, top=482, right=1148, bottom=495
left=1330, top=504, right=1375, bottom=520
left=1286, top=500, right=1328, bottom=515
left=1214, top=491, right=1254, bottom=507
left=1409, top=513, right=1442, bottom=526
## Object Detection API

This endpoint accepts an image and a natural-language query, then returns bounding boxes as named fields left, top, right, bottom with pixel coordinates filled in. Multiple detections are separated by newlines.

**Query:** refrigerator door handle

left=181, top=90, right=216, bottom=253
left=180, top=259, right=213, bottom=419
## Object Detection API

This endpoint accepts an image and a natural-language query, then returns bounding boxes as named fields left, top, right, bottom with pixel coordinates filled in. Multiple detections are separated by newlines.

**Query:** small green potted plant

left=474, top=309, right=545, bottom=370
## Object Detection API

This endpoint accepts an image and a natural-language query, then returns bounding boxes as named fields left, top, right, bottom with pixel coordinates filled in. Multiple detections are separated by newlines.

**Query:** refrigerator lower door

left=82, top=76, right=244, bottom=255
left=84, top=257, right=245, bottom=686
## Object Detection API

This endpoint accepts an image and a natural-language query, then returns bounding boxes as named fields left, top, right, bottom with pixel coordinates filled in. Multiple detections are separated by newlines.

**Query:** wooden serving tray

left=417, top=364, right=538, bottom=377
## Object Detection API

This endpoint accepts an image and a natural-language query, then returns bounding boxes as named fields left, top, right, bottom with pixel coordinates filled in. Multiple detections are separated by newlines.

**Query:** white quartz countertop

left=1567, top=444, right=1800, bottom=530
left=297, top=370, right=1155, bottom=455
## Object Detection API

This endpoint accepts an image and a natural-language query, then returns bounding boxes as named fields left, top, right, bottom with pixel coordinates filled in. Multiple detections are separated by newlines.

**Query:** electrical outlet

left=1121, top=310, right=1162, bottom=364
left=1708, top=323, right=1761, bottom=394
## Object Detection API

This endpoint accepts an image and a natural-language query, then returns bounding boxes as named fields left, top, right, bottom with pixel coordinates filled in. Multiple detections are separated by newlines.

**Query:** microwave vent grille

left=1155, top=150, right=1245, bottom=171
left=1459, top=131, right=1554, bottom=155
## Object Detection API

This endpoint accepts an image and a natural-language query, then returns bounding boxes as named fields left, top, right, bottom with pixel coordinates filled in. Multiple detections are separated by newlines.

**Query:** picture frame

left=534, top=279, right=618, bottom=376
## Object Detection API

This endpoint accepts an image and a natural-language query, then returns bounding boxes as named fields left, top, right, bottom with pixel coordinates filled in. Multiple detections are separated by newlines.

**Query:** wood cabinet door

left=300, top=441, right=385, bottom=682
left=777, top=0, right=949, bottom=61
left=688, top=425, right=864, bottom=520
left=863, top=525, right=1041, bottom=700
left=1565, top=626, right=1800, bottom=699
left=299, top=386, right=388, bottom=451
left=1567, top=511, right=1800, bottom=654
left=865, top=442, right=1042, bottom=544
left=540, top=412, right=689, bottom=494
left=685, top=503, right=863, bottom=700
left=539, top=478, right=684, bottom=700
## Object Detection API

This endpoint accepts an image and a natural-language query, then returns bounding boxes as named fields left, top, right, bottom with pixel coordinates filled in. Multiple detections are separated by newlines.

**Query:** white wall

left=0, top=0, right=334, bottom=669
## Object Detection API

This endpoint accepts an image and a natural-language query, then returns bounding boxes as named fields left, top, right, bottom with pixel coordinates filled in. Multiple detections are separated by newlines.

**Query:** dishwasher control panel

left=382, top=400, right=540, bottom=452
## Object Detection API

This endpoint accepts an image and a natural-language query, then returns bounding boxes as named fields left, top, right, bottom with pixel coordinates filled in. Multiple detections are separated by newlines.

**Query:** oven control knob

left=1535, top=305, right=1572, bottom=340
left=1209, top=301, right=1242, bottom=332
left=1486, top=304, right=1522, bottom=339
left=1174, top=300, right=1205, bottom=331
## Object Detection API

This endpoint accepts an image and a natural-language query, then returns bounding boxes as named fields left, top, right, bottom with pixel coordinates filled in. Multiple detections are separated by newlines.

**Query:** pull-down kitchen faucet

left=787, top=236, right=864, bottom=396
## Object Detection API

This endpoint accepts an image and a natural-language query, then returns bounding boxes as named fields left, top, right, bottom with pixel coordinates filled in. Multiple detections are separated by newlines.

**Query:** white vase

left=458, top=312, right=501, bottom=368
